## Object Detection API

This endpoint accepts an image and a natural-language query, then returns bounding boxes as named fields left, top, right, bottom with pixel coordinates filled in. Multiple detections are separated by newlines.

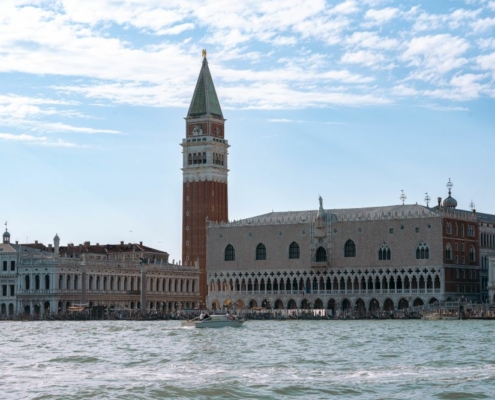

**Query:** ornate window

left=416, top=242, right=429, bottom=259
left=344, top=240, right=356, bottom=257
left=446, top=222, right=452, bottom=234
left=445, top=243, right=452, bottom=260
left=224, top=244, right=235, bottom=261
left=469, top=246, right=475, bottom=262
left=461, top=224, right=465, bottom=237
left=378, top=243, right=391, bottom=260
left=289, top=242, right=300, bottom=259
left=256, top=243, right=266, bottom=260
left=468, top=225, right=475, bottom=237
left=316, top=246, right=327, bottom=262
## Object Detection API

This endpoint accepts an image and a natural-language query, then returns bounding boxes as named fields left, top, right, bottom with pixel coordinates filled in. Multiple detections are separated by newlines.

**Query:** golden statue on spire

left=202, top=49, right=207, bottom=58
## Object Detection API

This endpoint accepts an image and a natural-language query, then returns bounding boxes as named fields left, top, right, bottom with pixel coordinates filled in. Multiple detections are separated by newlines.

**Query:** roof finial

left=424, top=192, right=431, bottom=208
left=400, top=190, right=407, bottom=205
left=446, top=178, right=453, bottom=196
left=4, top=221, right=6, bottom=232
left=202, top=49, right=207, bottom=58
left=469, top=200, right=476, bottom=211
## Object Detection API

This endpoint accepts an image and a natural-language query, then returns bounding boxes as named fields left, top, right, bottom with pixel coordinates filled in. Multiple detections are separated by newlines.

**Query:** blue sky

left=1, top=0, right=494, bottom=261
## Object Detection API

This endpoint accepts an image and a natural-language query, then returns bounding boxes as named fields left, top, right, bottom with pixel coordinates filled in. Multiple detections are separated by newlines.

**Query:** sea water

left=0, top=320, right=494, bottom=399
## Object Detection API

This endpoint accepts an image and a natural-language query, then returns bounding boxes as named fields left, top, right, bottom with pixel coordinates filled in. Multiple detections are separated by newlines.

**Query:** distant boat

left=195, top=314, right=245, bottom=329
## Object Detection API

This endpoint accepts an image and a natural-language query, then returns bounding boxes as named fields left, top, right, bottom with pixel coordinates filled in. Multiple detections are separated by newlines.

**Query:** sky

left=1, top=0, right=494, bottom=261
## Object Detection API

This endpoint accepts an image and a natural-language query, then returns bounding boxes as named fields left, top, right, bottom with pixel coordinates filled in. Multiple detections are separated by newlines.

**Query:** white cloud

left=478, top=38, right=495, bottom=49
left=471, top=17, right=495, bottom=32
left=402, top=35, right=470, bottom=81
left=476, top=52, right=495, bottom=77
left=423, top=104, right=470, bottom=112
left=364, top=7, right=399, bottom=25
left=341, top=50, right=387, bottom=68
left=0, top=132, right=82, bottom=147
left=345, top=31, right=399, bottom=50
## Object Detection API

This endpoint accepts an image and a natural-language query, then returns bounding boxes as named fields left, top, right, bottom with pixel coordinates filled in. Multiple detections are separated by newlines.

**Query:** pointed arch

left=289, top=242, right=300, bottom=259
left=256, top=243, right=266, bottom=260
left=316, top=246, right=327, bottom=262
left=224, top=244, right=235, bottom=261
left=344, top=240, right=356, bottom=257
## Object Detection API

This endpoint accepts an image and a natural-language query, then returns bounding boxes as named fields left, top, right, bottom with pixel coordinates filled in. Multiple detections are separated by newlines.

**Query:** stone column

left=488, top=257, right=495, bottom=304
left=81, top=266, right=87, bottom=305
left=140, top=265, right=147, bottom=312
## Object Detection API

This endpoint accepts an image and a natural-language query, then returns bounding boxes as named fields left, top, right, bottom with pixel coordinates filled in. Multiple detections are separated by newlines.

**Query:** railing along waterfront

left=212, top=288, right=442, bottom=296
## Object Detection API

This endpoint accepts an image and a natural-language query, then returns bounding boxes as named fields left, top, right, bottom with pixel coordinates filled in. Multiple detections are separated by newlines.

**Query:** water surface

left=1, top=320, right=493, bottom=399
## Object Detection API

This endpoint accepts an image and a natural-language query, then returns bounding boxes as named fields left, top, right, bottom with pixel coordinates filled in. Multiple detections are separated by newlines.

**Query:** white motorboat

left=195, top=314, right=245, bottom=328
left=181, top=317, right=200, bottom=327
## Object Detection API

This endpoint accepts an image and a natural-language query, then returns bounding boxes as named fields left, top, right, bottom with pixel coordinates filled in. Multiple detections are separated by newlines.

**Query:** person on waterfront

left=200, top=311, right=204, bottom=320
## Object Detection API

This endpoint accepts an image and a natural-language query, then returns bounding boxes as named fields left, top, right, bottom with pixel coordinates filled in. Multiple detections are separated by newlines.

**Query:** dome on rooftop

left=443, top=178, right=457, bottom=209
left=443, top=195, right=457, bottom=209
left=3, top=230, right=10, bottom=237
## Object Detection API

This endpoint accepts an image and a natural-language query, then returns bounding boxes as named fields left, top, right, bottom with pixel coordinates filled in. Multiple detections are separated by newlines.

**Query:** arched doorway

left=274, top=299, right=284, bottom=309
left=369, top=298, right=379, bottom=312
left=398, top=298, right=409, bottom=309
left=314, top=298, right=323, bottom=309
left=287, top=299, right=297, bottom=309
left=248, top=299, right=258, bottom=309
left=429, top=297, right=439, bottom=304
left=44, top=302, right=50, bottom=314
left=8, top=303, right=14, bottom=317
left=211, top=300, right=220, bottom=310
left=355, top=298, right=366, bottom=317
left=301, top=299, right=310, bottom=309
left=223, top=299, right=232, bottom=310
left=413, top=298, right=424, bottom=307
left=235, top=299, right=245, bottom=309
left=341, top=298, right=351, bottom=311
left=383, top=298, right=394, bottom=311
left=327, top=298, right=336, bottom=315
left=24, top=305, right=30, bottom=315
left=0, top=303, right=6, bottom=316
left=261, top=299, right=271, bottom=308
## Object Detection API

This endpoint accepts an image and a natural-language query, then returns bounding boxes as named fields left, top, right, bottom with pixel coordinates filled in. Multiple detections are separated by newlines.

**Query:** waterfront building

left=477, top=212, right=495, bottom=302
left=181, top=50, right=229, bottom=302
left=206, top=183, right=490, bottom=314
left=0, top=228, right=22, bottom=316
left=0, top=231, right=199, bottom=318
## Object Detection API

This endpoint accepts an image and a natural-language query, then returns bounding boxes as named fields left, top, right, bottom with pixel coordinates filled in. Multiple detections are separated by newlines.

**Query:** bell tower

left=181, top=50, right=229, bottom=303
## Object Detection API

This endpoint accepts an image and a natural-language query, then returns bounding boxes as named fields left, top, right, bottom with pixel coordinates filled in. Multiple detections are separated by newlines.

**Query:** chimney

left=35, top=240, right=38, bottom=244
left=437, top=197, right=442, bottom=208
left=84, top=241, right=90, bottom=246
left=120, top=241, right=124, bottom=245
left=140, top=241, right=143, bottom=246
left=96, top=243, right=100, bottom=246
left=15, top=240, right=18, bottom=244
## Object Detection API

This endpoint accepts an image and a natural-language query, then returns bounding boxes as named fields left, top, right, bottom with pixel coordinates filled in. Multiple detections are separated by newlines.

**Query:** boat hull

left=195, top=320, right=244, bottom=328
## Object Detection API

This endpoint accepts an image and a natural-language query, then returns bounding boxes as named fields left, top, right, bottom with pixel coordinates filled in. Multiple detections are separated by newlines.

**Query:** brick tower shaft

left=181, top=53, right=229, bottom=305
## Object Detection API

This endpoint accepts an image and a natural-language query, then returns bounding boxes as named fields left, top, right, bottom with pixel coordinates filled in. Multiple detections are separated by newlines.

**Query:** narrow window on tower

left=203, top=152, right=206, bottom=163
left=188, top=154, right=192, bottom=165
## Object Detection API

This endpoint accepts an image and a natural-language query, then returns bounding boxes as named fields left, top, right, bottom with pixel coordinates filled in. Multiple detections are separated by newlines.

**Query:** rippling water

left=1, top=320, right=494, bottom=399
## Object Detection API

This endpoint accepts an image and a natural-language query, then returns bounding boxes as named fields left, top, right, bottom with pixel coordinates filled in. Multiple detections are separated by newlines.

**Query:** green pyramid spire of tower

left=187, top=54, right=223, bottom=119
